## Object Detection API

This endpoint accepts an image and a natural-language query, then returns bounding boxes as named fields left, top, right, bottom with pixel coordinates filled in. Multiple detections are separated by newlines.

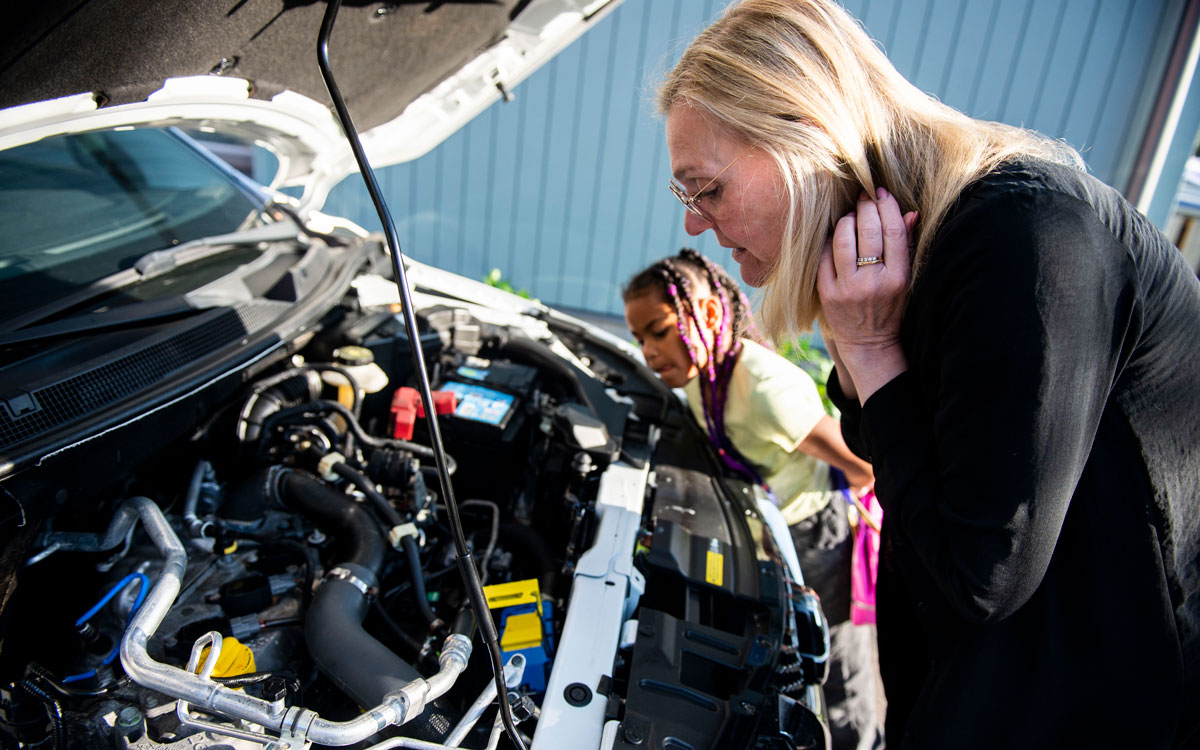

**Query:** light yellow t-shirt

left=683, top=339, right=835, bottom=523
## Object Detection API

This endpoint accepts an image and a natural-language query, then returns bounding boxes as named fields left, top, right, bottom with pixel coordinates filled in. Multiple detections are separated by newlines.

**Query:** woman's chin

left=738, top=266, right=766, bottom=288
left=732, top=252, right=767, bottom=287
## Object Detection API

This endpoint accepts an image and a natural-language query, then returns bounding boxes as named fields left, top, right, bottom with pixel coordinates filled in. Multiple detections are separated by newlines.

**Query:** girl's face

left=665, top=105, right=789, bottom=288
left=625, top=291, right=712, bottom=389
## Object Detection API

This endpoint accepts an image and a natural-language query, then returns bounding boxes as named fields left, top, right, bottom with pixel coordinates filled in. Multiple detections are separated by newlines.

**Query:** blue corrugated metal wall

left=325, top=0, right=1187, bottom=319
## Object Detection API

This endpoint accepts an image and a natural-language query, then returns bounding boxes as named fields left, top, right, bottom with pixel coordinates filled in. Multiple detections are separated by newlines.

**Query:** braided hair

left=623, top=249, right=769, bottom=487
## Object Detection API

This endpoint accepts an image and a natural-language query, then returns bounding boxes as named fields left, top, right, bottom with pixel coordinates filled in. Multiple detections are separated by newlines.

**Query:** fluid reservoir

left=323, top=345, right=388, bottom=408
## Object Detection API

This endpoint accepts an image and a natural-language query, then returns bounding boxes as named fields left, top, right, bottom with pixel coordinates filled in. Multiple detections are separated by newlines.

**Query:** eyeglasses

left=668, top=148, right=748, bottom=222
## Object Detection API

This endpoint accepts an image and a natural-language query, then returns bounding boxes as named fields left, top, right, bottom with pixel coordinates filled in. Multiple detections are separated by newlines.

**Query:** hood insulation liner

left=2, top=0, right=523, bottom=133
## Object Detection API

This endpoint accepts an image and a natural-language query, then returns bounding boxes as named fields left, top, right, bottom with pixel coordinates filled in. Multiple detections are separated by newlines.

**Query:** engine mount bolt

left=115, top=706, right=144, bottom=740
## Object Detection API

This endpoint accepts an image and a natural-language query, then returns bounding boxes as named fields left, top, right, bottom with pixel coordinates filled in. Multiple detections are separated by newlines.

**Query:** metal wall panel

left=325, top=0, right=1183, bottom=318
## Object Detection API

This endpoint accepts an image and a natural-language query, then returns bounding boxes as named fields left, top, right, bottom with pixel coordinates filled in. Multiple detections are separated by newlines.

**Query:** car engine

left=0, top=262, right=830, bottom=750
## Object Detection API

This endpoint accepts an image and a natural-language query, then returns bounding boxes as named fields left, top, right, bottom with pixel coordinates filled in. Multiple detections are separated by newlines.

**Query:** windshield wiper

left=1, top=221, right=302, bottom=334
left=0, top=295, right=204, bottom=348
left=130, top=221, right=303, bottom=278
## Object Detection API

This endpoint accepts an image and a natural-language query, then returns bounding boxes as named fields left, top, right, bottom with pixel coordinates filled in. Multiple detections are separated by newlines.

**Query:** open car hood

left=0, top=0, right=619, bottom=210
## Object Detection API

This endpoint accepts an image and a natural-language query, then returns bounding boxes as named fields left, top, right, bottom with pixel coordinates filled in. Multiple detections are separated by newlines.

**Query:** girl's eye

left=651, top=327, right=671, bottom=339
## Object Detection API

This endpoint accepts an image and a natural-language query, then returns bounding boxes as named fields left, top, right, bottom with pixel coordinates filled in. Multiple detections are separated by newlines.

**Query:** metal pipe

left=42, top=502, right=140, bottom=553
left=183, top=459, right=214, bottom=539
left=363, top=738, right=461, bottom=750
left=444, top=654, right=526, bottom=747
left=484, top=713, right=505, bottom=750
left=86, top=496, right=469, bottom=747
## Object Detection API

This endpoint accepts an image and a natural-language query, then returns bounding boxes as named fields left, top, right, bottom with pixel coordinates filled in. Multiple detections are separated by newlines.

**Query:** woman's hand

left=817, top=188, right=917, bottom=404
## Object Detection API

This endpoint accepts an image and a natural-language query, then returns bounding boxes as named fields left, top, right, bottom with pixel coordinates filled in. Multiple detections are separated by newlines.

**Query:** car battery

left=435, top=358, right=537, bottom=444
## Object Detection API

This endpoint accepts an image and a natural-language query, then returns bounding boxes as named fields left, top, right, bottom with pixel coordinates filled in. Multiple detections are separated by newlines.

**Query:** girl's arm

left=797, top=415, right=873, bottom=493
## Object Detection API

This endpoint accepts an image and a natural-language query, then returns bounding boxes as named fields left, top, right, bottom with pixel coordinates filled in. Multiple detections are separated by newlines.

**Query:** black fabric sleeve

left=826, top=367, right=870, bottom=460
left=860, top=189, right=1139, bottom=624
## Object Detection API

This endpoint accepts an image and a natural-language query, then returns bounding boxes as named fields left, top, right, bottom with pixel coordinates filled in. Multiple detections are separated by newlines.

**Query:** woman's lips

left=730, top=247, right=748, bottom=263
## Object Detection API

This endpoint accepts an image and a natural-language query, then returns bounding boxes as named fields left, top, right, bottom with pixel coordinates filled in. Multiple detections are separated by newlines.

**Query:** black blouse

left=831, top=158, right=1200, bottom=749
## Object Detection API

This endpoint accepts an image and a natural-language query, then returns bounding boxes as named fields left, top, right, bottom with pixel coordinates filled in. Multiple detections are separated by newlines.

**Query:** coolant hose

left=276, top=470, right=385, bottom=574
left=332, top=462, right=404, bottom=529
left=330, top=462, right=438, bottom=628
left=305, top=562, right=422, bottom=706
left=277, top=471, right=457, bottom=738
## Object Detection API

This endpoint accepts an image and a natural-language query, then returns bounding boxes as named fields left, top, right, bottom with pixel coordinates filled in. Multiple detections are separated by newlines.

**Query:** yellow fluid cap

left=198, top=637, right=257, bottom=679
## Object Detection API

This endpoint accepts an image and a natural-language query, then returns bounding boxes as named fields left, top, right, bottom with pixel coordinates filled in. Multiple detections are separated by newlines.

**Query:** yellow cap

left=198, top=637, right=257, bottom=679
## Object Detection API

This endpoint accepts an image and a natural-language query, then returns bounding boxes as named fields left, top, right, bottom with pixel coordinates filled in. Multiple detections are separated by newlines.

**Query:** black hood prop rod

left=315, top=4, right=529, bottom=748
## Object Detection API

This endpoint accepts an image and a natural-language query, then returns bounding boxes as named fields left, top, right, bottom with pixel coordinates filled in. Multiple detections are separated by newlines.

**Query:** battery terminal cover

left=389, top=386, right=458, bottom=440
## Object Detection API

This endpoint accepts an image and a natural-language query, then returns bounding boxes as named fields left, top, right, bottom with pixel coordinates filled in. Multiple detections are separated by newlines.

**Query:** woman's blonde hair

left=658, top=0, right=1083, bottom=340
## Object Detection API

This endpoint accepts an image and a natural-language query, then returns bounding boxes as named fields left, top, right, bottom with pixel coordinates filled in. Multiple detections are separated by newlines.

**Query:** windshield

left=0, top=127, right=269, bottom=325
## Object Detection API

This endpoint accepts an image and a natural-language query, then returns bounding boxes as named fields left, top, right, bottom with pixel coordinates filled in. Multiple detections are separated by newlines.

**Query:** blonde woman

left=659, top=1, right=1200, bottom=748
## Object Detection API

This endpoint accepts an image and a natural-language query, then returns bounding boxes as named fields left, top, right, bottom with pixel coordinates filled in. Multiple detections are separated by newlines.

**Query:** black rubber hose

left=329, top=462, right=439, bottom=629
left=401, top=534, right=438, bottom=627
left=305, top=562, right=459, bottom=739
left=285, top=477, right=458, bottom=738
left=276, top=470, right=385, bottom=574
left=305, top=564, right=397, bottom=700
left=371, top=598, right=425, bottom=658
left=450, top=605, right=476, bottom=638
left=263, top=400, right=457, bottom=475
left=238, top=371, right=322, bottom=444
left=332, top=462, right=405, bottom=529
left=497, top=335, right=596, bottom=414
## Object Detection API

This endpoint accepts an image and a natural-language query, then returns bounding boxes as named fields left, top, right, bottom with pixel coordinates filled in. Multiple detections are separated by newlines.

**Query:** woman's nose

left=684, top=211, right=713, bottom=236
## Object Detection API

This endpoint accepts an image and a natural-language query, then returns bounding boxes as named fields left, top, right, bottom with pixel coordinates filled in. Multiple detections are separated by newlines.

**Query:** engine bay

left=0, top=269, right=829, bottom=749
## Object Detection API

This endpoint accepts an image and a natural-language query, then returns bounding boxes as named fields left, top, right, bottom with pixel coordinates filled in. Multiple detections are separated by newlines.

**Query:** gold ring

left=856, top=256, right=883, bottom=266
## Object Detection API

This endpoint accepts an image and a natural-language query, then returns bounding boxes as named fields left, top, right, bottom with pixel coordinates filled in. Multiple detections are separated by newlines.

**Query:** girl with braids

left=622, top=248, right=881, bottom=750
